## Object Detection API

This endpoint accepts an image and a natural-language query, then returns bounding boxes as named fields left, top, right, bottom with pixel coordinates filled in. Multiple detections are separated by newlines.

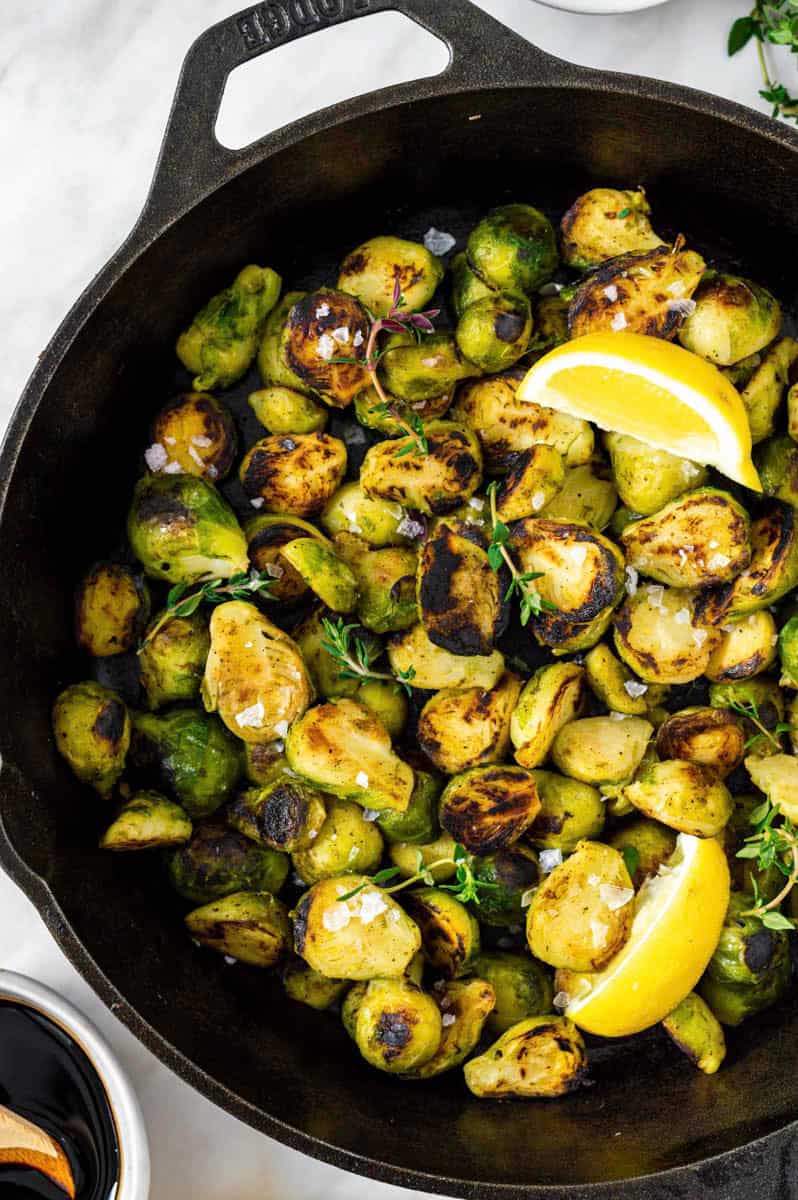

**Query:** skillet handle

left=138, top=0, right=559, bottom=236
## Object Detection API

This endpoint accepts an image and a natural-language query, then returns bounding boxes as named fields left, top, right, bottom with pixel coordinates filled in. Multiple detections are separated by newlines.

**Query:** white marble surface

left=0, top=2, right=790, bottom=1196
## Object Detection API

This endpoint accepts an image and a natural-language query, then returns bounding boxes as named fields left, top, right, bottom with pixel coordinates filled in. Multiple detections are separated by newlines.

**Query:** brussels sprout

left=404, top=977, right=497, bottom=1079
left=99, top=790, right=191, bottom=851
left=185, top=890, right=291, bottom=967
left=282, top=958, right=350, bottom=1010
left=286, top=699, right=414, bottom=813
left=176, top=264, right=281, bottom=390
left=149, top=392, right=237, bottom=482
left=376, top=770, right=442, bottom=845
left=439, top=765, right=540, bottom=856
left=257, top=291, right=310, bottom=394
left=418, top=672, right=522, bottom=776
left=248, top=386, right=328, bottom=435
left=293, top=608, right=379, bottom=700
left=697, top=506, right=798, bottom=625
left=527, top=840, right=634, bottom=971
left=138, top=608, right=209, bottom=710
left=131, top=707, right=241, bottom=818
left=467, top=204, right=558, bottom=295
left=378, top=332, right=480, bottom=404
left=529, top=771, right=605, bottom=853
left=388, top=622, right=505, bottom=691
left=52, top=681, right=130, bottom=798
left=333, top=534, right=418, bottom=634
left=75, top=562, right=149, bottom=657
left=723, top=350, right=764, bottom=391
left=281, top=289, right=371, bottom=407
left=614, top=584, right=721, bottom=685
left=450, top=374, right=594, bottom=474
left=551, top=716, right=653, bottom=787
left=292, top=798, right=384, bottom=885
left=710, top=678, right=786, bottom=759
left=127, top=473, right=248, bottom=585
left=540, top=461, right=617, bottom=530
left=352, top=977, right=442, bottom=1073
left=278, top=539, right=358, bottom=613
left=293, top=876, right=421, bottom=979
left=167, top=821, right=288, bottom=903
left=678, top=272, right=781, bottom=366
left=621, top=759, right=732, bottom=836
left=494, top=444, right=565, bottom=523
left=321, top=482, right=408, bottom=548
left=739, top=337, right=798, bottom=444
left=662, top=992, right=726, bottom=1074
left=529, top=290, right=573, bottom=352
left=202, top=602, right=312, bottom=745
left=403, top=887, right=480, bottom=979
left=780, top=615, right=798, bottom=688
left=355, top=678, right=409, bottom=739
left=621, top=489, right=751, bottom=590
left=341, top=980, right=368, bottom=1038
left=456, top=292, right=532, bottom=372
left=605, top=433, right=709, bottom=517
left=560, top=187, right=663, bottom=270
left=228, top=776, right=327, bottom=853
left=464, top=1015, right=587, bottom=1099
left=338, top=235, right=444, bottom=317
left=353, top=383, right=452, bottom=434
left=471, top=844, right=539, bottom=927
left=389, top=830, right=459, bottom=883
left=584, top=644, right=650, bottom=717
left=417, top=525, right=500, bottom=656
left=242, top=742, right=288, bottom=786
left=451, top=251, right=495, bottom=318
left=245, top=513, right=330, bottom=604
left=700, top=892, right=790, bottom=1025
left=510, top=662, right=588, bottom=769
left=609, top=505, right=640, bottom=538
left=239, top=432, right=348, bottom=517
left=655, top=707, right=745, bottom=779
left=756, top=434, right=798, bottom=508
left=744, top=754, right=798, bottom=822
left=473, top=952, right=554, bottom=1036
left=360, top=420, right=482, bottom=516
left=607, top=817, right=677, bottom=889
left=569, top=245, right=705, bottom=340
left=705, top=610, right=779, bottom=684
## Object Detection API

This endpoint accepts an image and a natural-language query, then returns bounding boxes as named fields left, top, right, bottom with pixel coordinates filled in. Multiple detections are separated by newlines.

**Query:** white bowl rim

left=533, top=0, right=669, bottom=12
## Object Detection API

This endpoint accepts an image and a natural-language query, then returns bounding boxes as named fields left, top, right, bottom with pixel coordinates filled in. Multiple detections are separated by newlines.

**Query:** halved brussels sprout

left=780, top=615, right=798, bottom=688
left=379, top=333, right=480, bottom=404
left=560, top=188, right=662, bottom=270
left=655, top=707, right=745, bottom=779
left=185, top=890, right=291, bottom=967
left=354, top=383, right=452, bottom=435
left=471, top=844, right=539, bottom=927
left=282, top=958, right=350, bottom=1010
left=389, top=830, right=459, bottom=883
left=529, top=289, right=573, bottom=352
left=280, top=539, right=358, bottom=613
left=710, top=678, right=786, bottom=759
left=227, top=776, right=327, bottom=853
left=697, top=506, right=798, bottom=625
left=338, top=235, right=444, bottom=317
left=245, top=513, right=329, bottom=604
left=494, top=444, right=565, bottom=523
left=139, top=609, right=210, bottom=709
left=621, top=759, right=732, bottom=836
left=439, top=765, right=540, bottom=855
left=662, top=992, right=726, bottom=1074
left=282, top=289, right=370, bottom=407
left=456, top=292, right=532, bottom=372
left=333, top=534, right=418, bottom=634
left=167, top=821, right=288, bottom=903
left=621, top=488, right=751, bottom=589
left=388, top=622, right=505, bottom=691
left=745, top=754, right=798, bottom=822
left=569, top=244, right=705, bottom=340
left=540, top=461, right=616, bottom=530
left=401, top=977, right=496, bottom=1080
left=131, top=707, right=241, bottom=818
left=529, top=770, right=605, bottom=853
left=418, top=672, right=522, bottom=776
left=360, top=420, right=482, bottom=516
left=403, top=887, right=480, bottom=979
left=286, top=699, right=414, bottom=813
left=355, top=678, right=409, bottom=739
left=705, top=610, right=779, bottom=683
left=99, top=790, right=191, bottom=851
left=239, top=432, right=347, bottom=516
left=614, top=584, right=721, bottom=684
left=607, top=817, right=677, bottom=889
left=700, top=892, right=790, bottom=1026
left=604, top=433, right=708, bottom=517
left=293, top=608, right=380, bottom=700
left=352, top=977, right=443, bottom=1073
left=127, top=473, right=248, bottom=585
left=376, top=770, right=442, bottom=845
left=450, top=374, right=594, bottom=474
left=473, top=952, right=554, bottom=1036
left=150, top=392, right=237, bottom=482
left=52, top=681, right=130, bottom=798
left=451, top=251, right=495, bottom=318
left=248, top=386, right=328, bottom=435
left=321, top=482, right=408, bottom=548
left=756, top=434, right=798, bottom=509
left=467, top=204, right=558, bottom=295
left=75, top=561, right=149, bottom=659
left=584, top=643, right=656, bottom=717
left=176, top=264, right=281, bottom=391
left=527, top=839, right=634, bottom=971
left=551, top=715, right=653, bottom=787
left=739, top=336, right=798, bottom=444
left=292, top=797, right=384, bottom=885
left=464, top=1015, right=587, bottom=1099
left=510, top=662, right=588, bottom=769
left=417, top=525, right=500, bottom=656
left=202, top=602, right=312, bottom=744
left=257, top=291, right=310, bottom=394
left=292, top=876, right=421, bottom=980
left=678, top=272, right=781, bottom=366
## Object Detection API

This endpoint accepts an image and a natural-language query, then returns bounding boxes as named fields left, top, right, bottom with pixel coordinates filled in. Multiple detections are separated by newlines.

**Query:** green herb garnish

left=726, top=688, right=789, bottom=751
left=729, top=4, right=798, bottom=122
left=320, top=616, right=415, bottom=696
left=337, top=842, right=498, bottom=905
left=486, top=482, right=557, bottom=626
left=737, top=799, right=798, bottom=930
left=138, top=570, right=275, bottom=652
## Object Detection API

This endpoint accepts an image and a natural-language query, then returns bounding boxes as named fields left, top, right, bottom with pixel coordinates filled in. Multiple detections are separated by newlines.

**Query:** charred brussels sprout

left=655, top=707, right=745, bottom=778
left=388, top=622, right=505, bottom=691
left=150, top=393, right=237, bottom=482
left=700, top=892, right=790, bottom=1025
left=739, top=336, right=798, bottom=444
left=464, top=1015, right=586, bottom=1099
left=202, top=602, right=312, bottom=745
left=456, top=292, right=532, bottom=372
left=569, top=245, right=705, bottom=340
left=321, top=482, right=408, bottom=548
left=248, top=386, right=328, bottom=435
left=614, top=584, right=721, bottom=685
left=376, top=770, right=442, bottom=845
left=451, top=251, right=495, bottom=318
left=280, top=539, right=357, bottom=613
left=338, top=236, right=444, bottom=317
left=131, top=707, right=241, bottom=818
left=527, top=840, right=634, bottom=971
left=560, top=188, right=663, bottom=270
left=418, top=672, right=522, bottom=776
left=439, top=765, right=540, bottom=856
left=780, top=615, right=798, bottom=688
left=679, top=272, right=782, bottom=366
left=292, top=876, right=421, bottom=980
left=185, top=890, right=291, bottom=967
left=494, top=444, right=565, bottom=523
left=473, top=952, right=554, bottom=1036
left=52, top=682, right=130, bottom=798
left=176, top=264, right=281, bottom=391
left=584, top=643, right=652, bottom=717
left=379, top=333, right=480, bottom=404
left=471, top=844, right=539, bottom=927
left=333, top=534, right=418, bottom=634
left=621, top=488, right=751, bottom=589
left=167, top=821, right=288, bottom=903
left=257, top=291, right=309, bottom=393
left=401, top=977, right=496, bottom=1080
left=756, top=434, right=798, bottom=508
left=403, top=887, right=481, bottom=979
left=662, top=992, right=726, bottom=1074
left=282, top=958, right=350, bottom=1010
left=529, top=771, right=605, bottom=853
left=99, top=790, right=191, bottom=851
left=292, top=798, right=384, bottom=885
left=551, top=715, right=653, bottom=787
left=127, top=473, right=248, bottom=585
left=417, top=525, right=501, bottom=656
left=75, top=562, right=149, bottom=657
left=389, top=831, right=458, bottom=883
left=605, top=432, right=708, bottom=516
left=245, top=513, right=328, bottom=604
left=608, top=817, right=677, bottom=889
left=239, top=432, right=347, bottom=517
left=360, top=420, right=482, bottom=516
left=696, top=505, right=798, bottom=624
left=138, top=609, right=210, bottom=709
left=510, top=662, right=588, bottom=769
left=467, top=204, right=558, bottom=295
left=227, top=775, right=327, bottom=853
left=352, top=977, right=442, bottom=1073
left=282, top=289, right=370, bottom=407
left=621, top=759, right=732, bottom=836
left=540, top=461, right=617, bottom=530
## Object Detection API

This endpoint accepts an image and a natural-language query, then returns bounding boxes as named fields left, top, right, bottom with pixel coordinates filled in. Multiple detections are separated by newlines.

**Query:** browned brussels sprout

left=292, top=797, right=384, bottom=886
left=738, top=337, right=798, bottom=444
left=700, top=892, right=791, bottom=1026
left=227, top=775, right=327, bottom=853
left=510, top=663, right=588, bottom=769
left=376, top=770, right=442, bottom=845
left=621, top=759, right=732, bottom=837
left=456, top=292, right=532, bottom=372
left=167, top=821, right=288, bottom=903
left=388, top=623, right=505, bottom=692
left=52, top=681, right=130, bottom=798
left=560, top=187, right=663, bottom=270
left=352, top=977, right=443, bottom=1073
left=464, top=1015, right=587, bottom=1099
left=615, top=584, right=721, bottom=685
left=584, top=643, right=653, bottom=717
left=185, top=891, right=291, bottom=968
left=244, top=513, right=329, bottom=604
left=257, top=291, right=309, bottom=394
left=439, top=765, right=540, bottom=856
left=655, top=707, right=745, bottom=779
left=176, top=265, right=281, bottom=391
left=417, top=525, right=501, bottom=656
left=679, top=272, right=782, bottom=366
left=360, top=420, right=482, bottom=516
left=239, top=432, right=347, bottom=517
left=338, top=235, right=444, bottom=317
left=333, top=534, right=418, bottom=634
left=494, top=444, right=565, bottom=523
left=281, top=289, right=371, bottom=407
left=417, top=672, right=522, bottom=776
left=280, top=539, right=358, bottom=614
left=539, top=460, right=616, bottom=529
left=696, top=505, right=798, bottom=624
left=400, top=977, right=496, bottom=1079
left=529, top=771, right=605, bottom=853
left=403, top=887, right=480, bottom=979
left=451, top=251, right=495, bottom=318
left=149, top=392, right=237, bottom=482
left=75, top=562, right=149, bottom=657
left=131, top=707, right=241, bottom=818
left=467, top=204, right=558, bottom=294
left=569, top=245, right=705, bottom=340
left=138, top=609, right=210, bottom=709
left=99, top=790, right=191, bottom=851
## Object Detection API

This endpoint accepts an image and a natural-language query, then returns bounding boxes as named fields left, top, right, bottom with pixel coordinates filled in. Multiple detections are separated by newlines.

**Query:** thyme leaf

left=336, top=843, right=499, bottom=905
left=138, top=570, right=275, bottom=652
left=320, top=616, right=415, bottom=696
left=486, top=482, right=557, bottom=625
left=728, top=3, right=798, bottom=122
left=736, top=799, right=798, bottom=929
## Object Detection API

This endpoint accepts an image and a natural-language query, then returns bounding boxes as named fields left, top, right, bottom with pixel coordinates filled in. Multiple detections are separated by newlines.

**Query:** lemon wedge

left=518, top=332, right=761, bottom=492
left=559, top=833, right=729, bottom=1038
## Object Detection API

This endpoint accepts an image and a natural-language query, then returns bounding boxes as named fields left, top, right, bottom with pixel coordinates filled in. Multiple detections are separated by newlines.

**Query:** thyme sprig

left=737, top=799, right=798, bottom=930
left=320, top=616, right=416, bottom=696
left=726, top=690, right=791, bottom=751
left=137, top=570, right=275, bottom=652
left=337, top=843, right=499, bottom=905
left=729, top=3, right=798, bottom=122
left=486, top=482, right=556, bottom=626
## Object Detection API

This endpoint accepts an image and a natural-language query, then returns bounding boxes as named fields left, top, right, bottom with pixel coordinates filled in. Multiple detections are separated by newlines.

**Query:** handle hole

left=215, top=11, right=450, bottom=151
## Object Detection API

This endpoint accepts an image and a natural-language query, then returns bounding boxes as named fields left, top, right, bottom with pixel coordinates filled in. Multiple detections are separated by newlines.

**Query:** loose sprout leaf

left=622, top=845, right=640, bottom=879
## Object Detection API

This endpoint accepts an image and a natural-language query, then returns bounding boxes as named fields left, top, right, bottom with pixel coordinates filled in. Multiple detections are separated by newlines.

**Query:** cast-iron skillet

left=2, top=2, right=798, bottom=1196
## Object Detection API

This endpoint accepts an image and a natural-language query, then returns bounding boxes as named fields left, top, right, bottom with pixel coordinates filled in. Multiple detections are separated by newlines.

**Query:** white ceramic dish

left=534, top=0, right=669, bottom=13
